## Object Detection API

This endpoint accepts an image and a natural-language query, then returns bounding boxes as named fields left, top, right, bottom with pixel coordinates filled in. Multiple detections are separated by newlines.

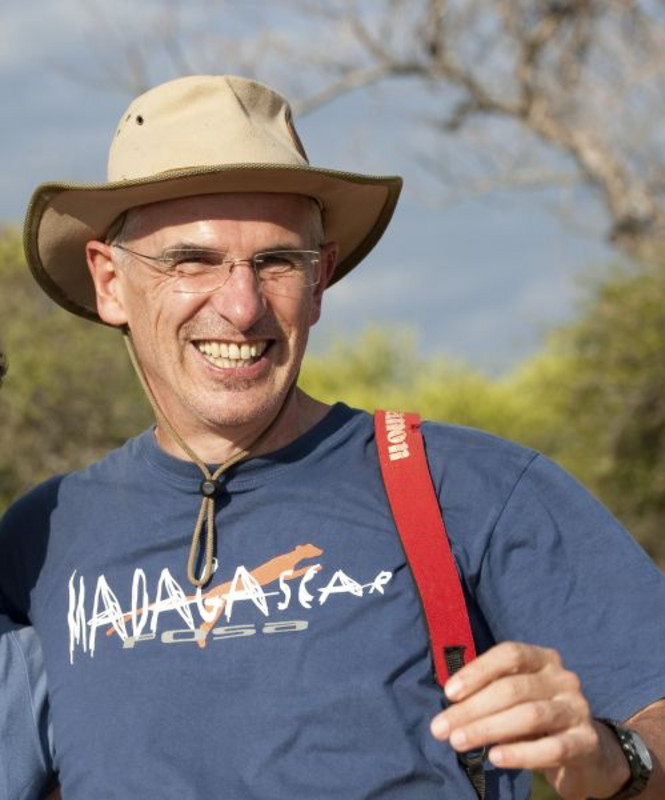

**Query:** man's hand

left=429, top=641, right=631, bottom=799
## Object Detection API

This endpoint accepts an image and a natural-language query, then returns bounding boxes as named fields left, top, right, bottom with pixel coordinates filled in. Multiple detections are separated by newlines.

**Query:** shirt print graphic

left=67, top=543, right=394, bottom=662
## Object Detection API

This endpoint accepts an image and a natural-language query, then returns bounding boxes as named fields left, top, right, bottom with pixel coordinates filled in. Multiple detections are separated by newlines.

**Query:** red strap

left=374, top=410, right=476, bottom=686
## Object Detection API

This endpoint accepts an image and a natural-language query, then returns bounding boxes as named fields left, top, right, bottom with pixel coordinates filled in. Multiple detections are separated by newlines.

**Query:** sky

left=0, top=1, right=616, bottom=375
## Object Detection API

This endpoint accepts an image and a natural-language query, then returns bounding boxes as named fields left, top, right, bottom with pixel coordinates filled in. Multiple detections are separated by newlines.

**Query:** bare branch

left=424, top=0, right=449, bottom=59
left=64, top=0, right=665, bottom=260
left=293, top=64, right=399, bottom=115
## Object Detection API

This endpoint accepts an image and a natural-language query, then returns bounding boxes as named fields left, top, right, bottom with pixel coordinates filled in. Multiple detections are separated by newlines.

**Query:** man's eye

left=162, top=250, right=224, bottom=269
left=257, top=252, right=300, bottom=272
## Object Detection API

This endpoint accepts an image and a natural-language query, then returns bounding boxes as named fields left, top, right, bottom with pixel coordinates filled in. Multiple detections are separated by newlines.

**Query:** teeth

left=196, top=340, right=268, bottom=368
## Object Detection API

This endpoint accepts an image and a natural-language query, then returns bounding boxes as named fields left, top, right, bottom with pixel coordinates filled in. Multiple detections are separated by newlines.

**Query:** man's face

left=88, top=193, right=337, bottom=441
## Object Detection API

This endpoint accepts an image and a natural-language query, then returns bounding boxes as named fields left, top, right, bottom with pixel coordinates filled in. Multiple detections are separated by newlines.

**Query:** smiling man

left=88, top=193, right=337, bottom=461
left=1, top=75, right=665, bottom=800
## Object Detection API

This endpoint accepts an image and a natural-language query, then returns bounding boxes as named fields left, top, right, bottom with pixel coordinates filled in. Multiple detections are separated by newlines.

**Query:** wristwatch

left=591, top=719, right=653, bottom=799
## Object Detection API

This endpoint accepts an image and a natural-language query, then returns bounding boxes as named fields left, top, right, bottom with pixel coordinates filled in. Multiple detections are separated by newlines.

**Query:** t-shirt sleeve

left=0, top=618, right=55, bottom=800
left=0, top=476, right=62, bottom=623
left=476, top=453, right=665, bottom=723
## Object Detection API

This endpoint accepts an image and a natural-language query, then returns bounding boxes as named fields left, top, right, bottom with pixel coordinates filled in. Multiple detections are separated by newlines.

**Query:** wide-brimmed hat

left=23, top=74, right=402, bottom=324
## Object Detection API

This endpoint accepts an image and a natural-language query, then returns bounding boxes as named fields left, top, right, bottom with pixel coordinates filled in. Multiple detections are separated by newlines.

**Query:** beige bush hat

left=23, top=74, right=402, bottom=324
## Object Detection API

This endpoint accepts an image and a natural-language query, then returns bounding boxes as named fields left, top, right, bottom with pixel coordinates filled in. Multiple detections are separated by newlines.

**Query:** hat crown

left=108, top=75, right=309, bottom=182
left=25, top=74, right=402, bottom=324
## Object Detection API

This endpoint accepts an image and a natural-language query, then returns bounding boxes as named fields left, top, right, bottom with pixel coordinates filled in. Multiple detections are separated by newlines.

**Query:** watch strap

left=590, top=719, right=652, bottom=800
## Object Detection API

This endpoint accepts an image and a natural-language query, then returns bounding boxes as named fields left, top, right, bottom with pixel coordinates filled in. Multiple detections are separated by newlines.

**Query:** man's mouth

left=196, top=340, right=269, bottom=369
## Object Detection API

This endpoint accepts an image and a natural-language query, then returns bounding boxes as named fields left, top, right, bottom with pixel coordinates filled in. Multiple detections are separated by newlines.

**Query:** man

left=1, top=74, right=664, bottom=799
left=0, top=350, right=56, bottom=800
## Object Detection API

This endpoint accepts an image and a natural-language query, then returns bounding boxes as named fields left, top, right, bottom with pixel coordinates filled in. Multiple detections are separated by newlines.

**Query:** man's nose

left=207, top=261, right=266, bottom=330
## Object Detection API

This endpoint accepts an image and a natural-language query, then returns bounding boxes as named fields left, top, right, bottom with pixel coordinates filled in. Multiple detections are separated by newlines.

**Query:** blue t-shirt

left=0, top=618, right=54, bottom=800
left=1, top=403, right=665, bottom=799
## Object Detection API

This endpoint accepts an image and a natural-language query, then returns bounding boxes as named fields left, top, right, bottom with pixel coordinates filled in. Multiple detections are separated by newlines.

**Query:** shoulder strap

left=374, top=410, right=486, bottom=800
left=374, top=409, right=476, bottom=684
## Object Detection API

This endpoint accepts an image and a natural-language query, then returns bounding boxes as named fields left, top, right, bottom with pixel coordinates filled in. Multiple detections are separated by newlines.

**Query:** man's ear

left=310, top=241, right=339, bottom=325
left=85, top=241, right=129, bottom=326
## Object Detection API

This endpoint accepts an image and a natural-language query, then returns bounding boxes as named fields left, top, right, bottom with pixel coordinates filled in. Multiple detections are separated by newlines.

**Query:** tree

left=530, top=257, right=665, bottom=565
left=78, top=0, right=665, bottom=261
left=0, top=228, right=152, bottom=509
left=300, top=327, right=539, bottom=442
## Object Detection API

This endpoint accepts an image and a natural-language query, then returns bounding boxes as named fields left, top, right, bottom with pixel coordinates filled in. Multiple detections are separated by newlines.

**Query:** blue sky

left=0, top=1, right=616, bottom=374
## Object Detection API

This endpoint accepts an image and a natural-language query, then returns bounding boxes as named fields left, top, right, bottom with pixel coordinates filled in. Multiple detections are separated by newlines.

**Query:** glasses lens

left=173, top=250, right=321, bottom=297
left=255, top=251, right=320, bottom=297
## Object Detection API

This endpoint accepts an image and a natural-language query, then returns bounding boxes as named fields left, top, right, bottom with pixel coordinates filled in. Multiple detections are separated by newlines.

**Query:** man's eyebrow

left=162, top=240, right=308, bottom=253
left=162, top=240, right=220, bottom=252
left=260, top=241, right=308, bottom=251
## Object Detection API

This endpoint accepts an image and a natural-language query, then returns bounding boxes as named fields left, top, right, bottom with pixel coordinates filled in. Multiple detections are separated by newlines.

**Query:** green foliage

left=527, top=260, right=665, bottom=565
left=301, top=328, right=418, bottom=412
left=301, top=328, right=563, bottom=453
left=0, top=227, right=152, bottom=510
left=302, top=328, right=526, bottom=439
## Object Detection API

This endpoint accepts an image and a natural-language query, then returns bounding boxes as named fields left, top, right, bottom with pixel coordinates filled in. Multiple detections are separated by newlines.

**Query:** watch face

left=632, top=732, right=654, bottom=771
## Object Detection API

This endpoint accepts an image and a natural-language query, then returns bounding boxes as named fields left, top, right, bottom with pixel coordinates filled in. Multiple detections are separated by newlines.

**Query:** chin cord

left=123, top=329, right=294, bottom=588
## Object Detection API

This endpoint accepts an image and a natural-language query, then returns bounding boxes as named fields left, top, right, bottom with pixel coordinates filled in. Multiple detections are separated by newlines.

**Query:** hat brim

left=24, top=163, right=402, bottom=324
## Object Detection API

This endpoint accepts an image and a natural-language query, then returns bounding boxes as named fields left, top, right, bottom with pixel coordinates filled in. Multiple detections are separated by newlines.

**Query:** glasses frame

left=110, top=243, right=323, bottom=296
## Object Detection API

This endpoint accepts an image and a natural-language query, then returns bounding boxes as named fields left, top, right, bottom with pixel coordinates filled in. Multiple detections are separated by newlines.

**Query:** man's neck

left=153, top=389, right=331, bottom=466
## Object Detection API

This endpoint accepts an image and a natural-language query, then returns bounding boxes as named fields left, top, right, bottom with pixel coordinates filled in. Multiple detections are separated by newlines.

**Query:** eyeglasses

left=111, top=244, right=322, bottom=297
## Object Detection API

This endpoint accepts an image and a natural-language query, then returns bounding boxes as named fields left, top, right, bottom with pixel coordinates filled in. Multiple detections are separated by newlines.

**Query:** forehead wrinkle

left=167, top=223, right=308, bottom=255
left=117, top=193, right=321, bottom=249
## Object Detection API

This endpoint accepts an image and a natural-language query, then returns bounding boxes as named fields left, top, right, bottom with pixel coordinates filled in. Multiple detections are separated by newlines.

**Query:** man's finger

left=432, top=667, right=582, bottom=738
left=443, top=694, right=586, bottom=752
left=444, top=641, right=562, bottom=701
left=486, top=723, right=600, bottom=771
